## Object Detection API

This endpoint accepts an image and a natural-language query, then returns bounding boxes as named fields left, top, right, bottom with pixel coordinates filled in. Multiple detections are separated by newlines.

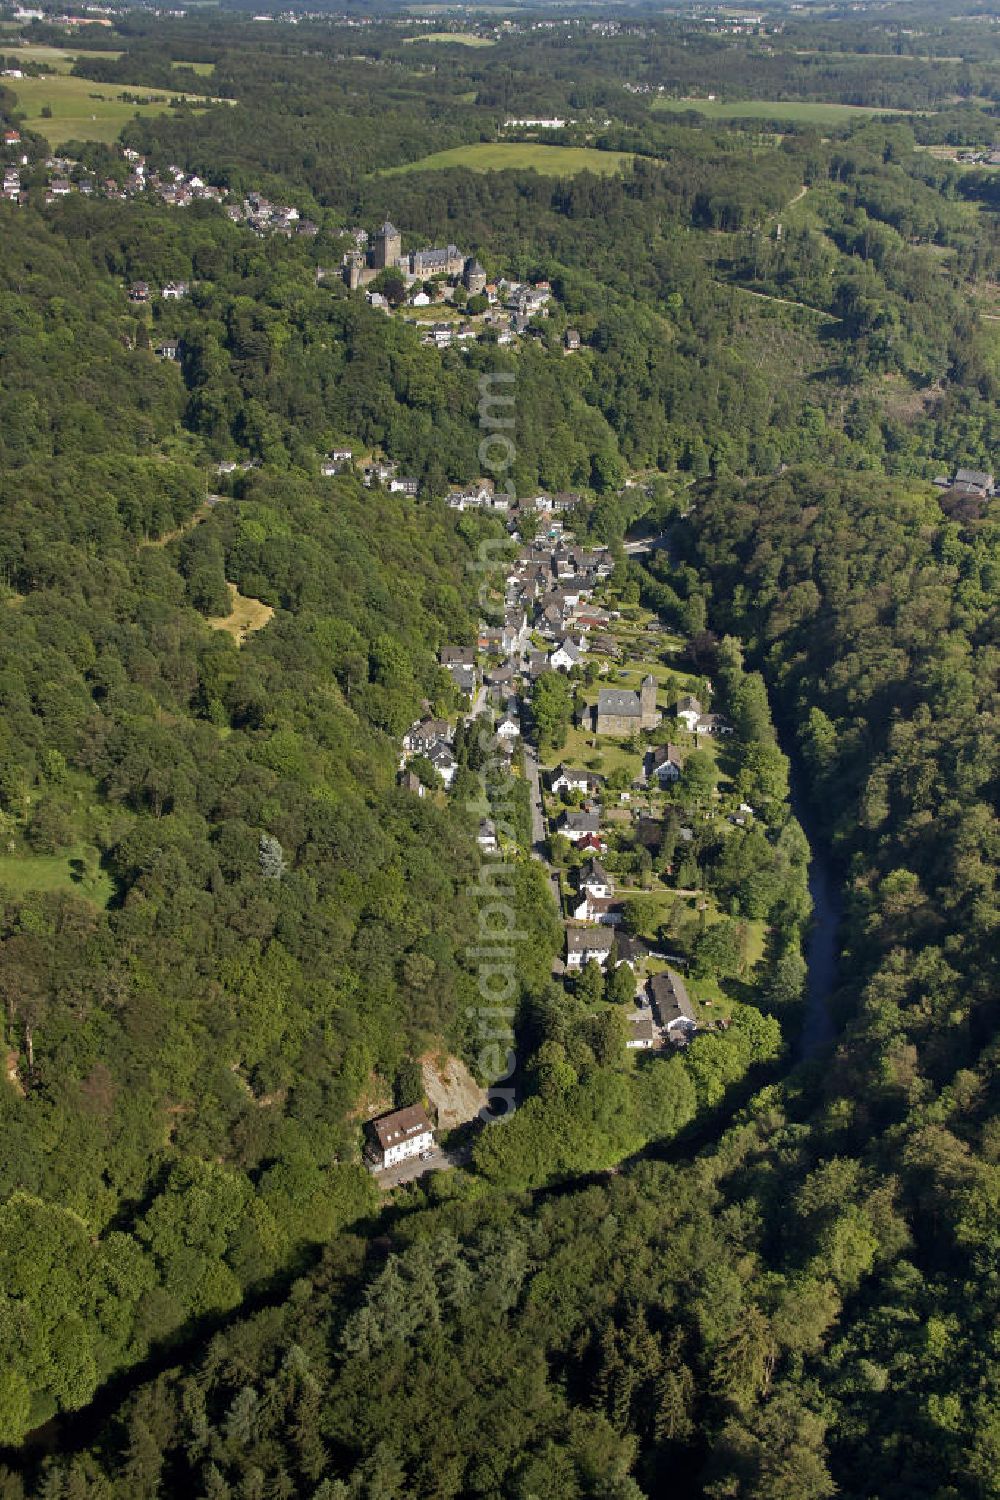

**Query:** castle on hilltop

left=344, top=221, right=483, bottom=292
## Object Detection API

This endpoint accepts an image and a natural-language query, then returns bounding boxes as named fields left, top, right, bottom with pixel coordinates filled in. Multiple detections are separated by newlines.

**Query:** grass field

left=382, top=142, right=637, bottom=177
left=208, top=583, right=274, bottom=645
left=0, top=848, right=114, bottom=907
left=9, top=72, right=210, bottom=145
left=7, top=44, right=122, bottom=73
left=404, top=31, right=494, bottom=45
left=652, top=96, right=906, bottom=124
left=173, top=59, right=216, bottom=75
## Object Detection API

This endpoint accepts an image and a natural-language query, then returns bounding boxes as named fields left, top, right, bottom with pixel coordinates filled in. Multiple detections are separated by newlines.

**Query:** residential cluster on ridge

left=394, top=504, right=747, bottom=1075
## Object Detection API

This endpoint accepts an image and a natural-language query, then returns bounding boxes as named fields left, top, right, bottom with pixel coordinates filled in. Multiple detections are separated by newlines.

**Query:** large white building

left=370, top=1105, right=435, bottom=1169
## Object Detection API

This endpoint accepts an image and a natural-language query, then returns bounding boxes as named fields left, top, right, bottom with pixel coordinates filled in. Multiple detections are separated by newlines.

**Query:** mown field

left=403, top=31, right=494, bottom=45
left=652, top=96, right=908, bottom=123
left=383, top=142, right=638, bottom=176
left=9, top=71, right=210, bottom=144
left=7, top=43, right=123, bottom=73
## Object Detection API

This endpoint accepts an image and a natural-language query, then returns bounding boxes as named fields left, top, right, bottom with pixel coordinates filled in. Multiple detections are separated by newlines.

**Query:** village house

left=571, top=892, right=621, bottom=925
left=559, top=809, right=602, bottom=843
left=673, top=695, right=704, bottom=731
left=649, top=969, right=697, bottom=1044
left=646, top=744, right=684, bottom=785
left=368, top=1104, right=435, bottom=1170
left=525, top=649, right=550, bottom=681
left=564, top=328, right=581, bottom=351
left=496, top=706, right=521, bottom=743
left=154, top=339, right=180, bottom=361
left=397, top=768, right=427, bottom=797
left=403, top=717, right=453, bottom=754
left=627, top=1010, right=656, bottom=1049
left=694, top=712, right=732, bottom=737
left=441, top=647, right=476, bottom=669
left=549, top=764, right=601, bottom=796
left=596, top=676, right=660, bottom=736
left=363, top=460, right=398, bottom=488
left=449, top=664, right=477, bottom=697
left=579, top=858, right=614, bottom=900
left=128, top=281, right=150, bottom=303
left=951, top=467, right=995, bottom=497
left=388, top=475, right=419, bottom=496
left=478, top=818, right=498, bottom=854
left=161, top=280, right=189, bottom=300
left=550, top=638, right=586, bottom=672
left=565, top=926, right=615, bottom=970
left=614, top=934, right=649, bottom=971
left=427, top=740, right=458, bottom=788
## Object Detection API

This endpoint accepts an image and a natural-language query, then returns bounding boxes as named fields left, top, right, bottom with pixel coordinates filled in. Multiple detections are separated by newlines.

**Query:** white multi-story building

left=370, top=1105, right=435, bottom=1169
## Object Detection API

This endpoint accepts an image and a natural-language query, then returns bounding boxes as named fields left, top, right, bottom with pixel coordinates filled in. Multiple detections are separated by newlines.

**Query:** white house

left=570, top=894, right=620, bottom=926
left=647, top=744, right=684, bottom=785
left=478, top=818, right=498, bottom=854
left=427, top=741, right=458, bottom=787
left=551, top=638, right=585, bottom=672
left=369, top=1104, right=435, bottom=1170
left=559, top=809, right=601, bottom=843
left=579, top=858, right=614, bottom=900
left=673, top=695, right=704, bottom=731
left=549, top=764, right=598, bottom=796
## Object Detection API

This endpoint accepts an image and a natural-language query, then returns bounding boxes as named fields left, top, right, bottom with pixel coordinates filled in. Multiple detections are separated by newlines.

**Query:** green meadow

left=404, top=31, right=494, bottom=45
left=0, top=848, right=114, bottom=908
left=383, top=142, right=637, bottom=176
left=652, top=96, right=908, bottom=124
left=9, top=71, right=214, bottom=144
left=7, top=43, right=122, bottom=73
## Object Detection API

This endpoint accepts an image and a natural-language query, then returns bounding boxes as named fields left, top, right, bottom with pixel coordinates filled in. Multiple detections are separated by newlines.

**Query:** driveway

left=373, top=1143, right=471, bottom=1190
left=465, top=685, right=489, bottom=722
left=522, top=741, right=562, bottom=913
left=522, top=741, right=547, bottom=851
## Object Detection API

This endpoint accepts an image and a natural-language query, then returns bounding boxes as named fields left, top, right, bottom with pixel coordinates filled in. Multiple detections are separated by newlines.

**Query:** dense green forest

left=0, top=1, right=999, bottom=1494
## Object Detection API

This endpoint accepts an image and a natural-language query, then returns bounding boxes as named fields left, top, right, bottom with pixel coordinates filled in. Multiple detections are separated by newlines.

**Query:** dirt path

left=716, top=279, right=837, bottom=319
left=142, top=494, right=228, bottom=549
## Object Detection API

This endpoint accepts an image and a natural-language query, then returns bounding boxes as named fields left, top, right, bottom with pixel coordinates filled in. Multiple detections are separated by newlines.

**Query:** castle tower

left=640, top=674, right=659, bottom=729
left=373, top=221, right=401, bottom=270
left=464, top=257, right=487, bottom=296
left=344, top=252, right=363, bottom=291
